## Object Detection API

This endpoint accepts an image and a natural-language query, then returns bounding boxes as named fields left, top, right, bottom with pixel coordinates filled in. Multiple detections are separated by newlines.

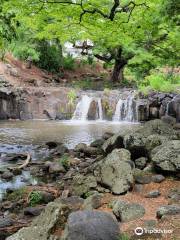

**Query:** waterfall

left=72, top=95, right=103, bottom=121
left=97, top=98, right=103, bottom=120
left=113, top=94, right=138, bottom=122
left=72, top=95, right=92, bottom=121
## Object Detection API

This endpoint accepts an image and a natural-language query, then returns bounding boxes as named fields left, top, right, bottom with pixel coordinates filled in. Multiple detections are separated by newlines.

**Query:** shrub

left=63, top=54, right=76, bottom=70
left=36, top=40, right=63, bottom=73
left=59, top=155, right=70, bottom=170
left=28, top=191, right=43, bottom=206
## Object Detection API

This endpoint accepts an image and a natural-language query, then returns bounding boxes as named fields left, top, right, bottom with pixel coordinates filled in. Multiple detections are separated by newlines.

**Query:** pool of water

left=0, top=120, right=140, bottom=200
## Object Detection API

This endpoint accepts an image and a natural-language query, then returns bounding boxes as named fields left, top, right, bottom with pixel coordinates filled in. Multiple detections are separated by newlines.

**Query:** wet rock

left=96, top=149, right=134, bottom=194
left=45, top=141, right=60, bottom=149
left=102, top=132, right=114, bottom=140
left=62, top=210, right=120, bottom=240
left=0, top=217, right=14, bottom=228
left=156, top=205, right=180, bottom=218
left=83, top=193, right=103, bottom=210
left=113, top=200, right=145, bottom=222
left=72, top=174, right=97, bottom=196
left=90, top=139, right=105, bottom=148
left=1, top=171, right=14, bottom=180
left=161, top=115, right=176, bottom=125
left=145, top=190, right=161, bottom=198
left=75, top=143, right=87, bottom=152
left=135, top=157, right=147, bottom=169
left=102, top=133, right=124, bottom=154
left=11, top=168, right=22, bottom=176
left=24, top=207, right=44, bottom=216
left=151, top=140, right=180, bottom=173
left=88, top=100, right=99, bottom=120
left=151, top=174, right=165, bottom=183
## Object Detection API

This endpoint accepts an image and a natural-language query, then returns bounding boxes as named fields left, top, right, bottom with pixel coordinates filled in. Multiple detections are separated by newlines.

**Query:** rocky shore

left=0, top=119, right=179, bottom=240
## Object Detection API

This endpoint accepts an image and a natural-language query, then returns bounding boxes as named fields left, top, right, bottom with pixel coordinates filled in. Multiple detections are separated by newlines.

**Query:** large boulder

left=156, top=205, right=180, bottom=218
left=124, top=120, right=178, bottom=159
left=61, top=210, right=120, bottom=240
left=95, top=149, right=134, bottom=194
left=151, top=140, right=180, bottom=173
left=6, top=202, right=71, bottom=240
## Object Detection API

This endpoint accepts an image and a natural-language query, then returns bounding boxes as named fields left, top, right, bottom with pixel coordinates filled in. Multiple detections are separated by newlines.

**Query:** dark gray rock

left=151, top=175, right=165, bottom=183
left=145, top=190, right=161, bottom=198
left=134, top=173, right=152, bottom=184
left=1, top=171, right=14, bottom=180
left=24, top=207, right=43, bottom=216
left=62, top=210, right=120, bottom=240
left=90, top=139, right=105, bottom=148
left=161, top=115, right=176, bottom=125
left=0, top=217, right=14, bottom=228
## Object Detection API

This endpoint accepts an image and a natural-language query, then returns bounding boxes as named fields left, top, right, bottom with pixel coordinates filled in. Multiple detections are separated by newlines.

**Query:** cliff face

left=0, top=89, right=20, bottom=120
left=0, top=87, right=179, bottom=122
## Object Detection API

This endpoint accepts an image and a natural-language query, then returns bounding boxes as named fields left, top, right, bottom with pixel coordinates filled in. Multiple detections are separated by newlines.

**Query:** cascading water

left=72, top=95, right=103, bottom=121
left=72, top=95, right=92, bottom=121
left=113, top=94, right=138, bottom=122
left=97, top=98, right=103, bottom=120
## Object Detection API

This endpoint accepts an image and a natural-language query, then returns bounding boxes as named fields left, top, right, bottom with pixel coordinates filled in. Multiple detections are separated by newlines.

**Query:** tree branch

left=94, top=53, right=114, bottom=62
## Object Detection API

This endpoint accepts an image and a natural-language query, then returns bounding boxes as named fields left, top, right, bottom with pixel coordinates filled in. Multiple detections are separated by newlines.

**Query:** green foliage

left=63, top=54, right=76, bottom=70
left=139, top=70, right=180, bottom=94
left=28, top=191, right=43, bottom=206
left=36, top=40, right=63, bottom=73
left=67, top=89, right=77, bottom=108
left=59, top=154, right=70, bottom=170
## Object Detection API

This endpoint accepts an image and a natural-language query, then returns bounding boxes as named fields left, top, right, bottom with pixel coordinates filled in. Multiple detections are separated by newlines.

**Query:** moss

left=7, top=187, right=27, bottom=201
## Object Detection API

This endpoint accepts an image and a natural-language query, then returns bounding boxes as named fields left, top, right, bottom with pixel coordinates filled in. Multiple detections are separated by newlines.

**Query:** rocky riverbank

left=0, top=119, right=179, bottom=240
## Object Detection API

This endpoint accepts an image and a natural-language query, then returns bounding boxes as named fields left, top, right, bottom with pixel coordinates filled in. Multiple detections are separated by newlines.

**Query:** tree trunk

left=111, top=59, right=125, bottom=82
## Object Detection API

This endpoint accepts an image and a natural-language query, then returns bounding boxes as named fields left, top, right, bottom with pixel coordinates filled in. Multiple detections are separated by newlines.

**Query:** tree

left=4, top=0, right=179, bottom=82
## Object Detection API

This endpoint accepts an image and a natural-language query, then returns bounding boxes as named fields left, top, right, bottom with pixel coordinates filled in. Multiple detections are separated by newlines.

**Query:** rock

left=24, top=207, right=43, bottom=216
left=90, top=139, right=105, bottom=148
left=156, top=205, right=180, bottom=218
left=41, top=191, right=55, bottom=203
left=11, top=168, right=22, bottom=176
left=149, top=107, right=159, bottom=119
left=72, top=174, right=97, bottom=196
left=102, top=133, right=124, bottom=154
left=134, top=184, right=143, bottom=193
left=161, top=115, right=176, bottom=125
left=124, top=119, right=178, bottom=159
left=102, top=132, right=114, bottom=140
left=6, top=201, right=71, bottom=240
left=0, top=217, right=14, bottom=228
left=88, top=100, right=99, bottom=120
left=96, top=149, right=134, bottom=194
left=83, top=193, right=103, bottom=210
left=151, top=140, right=180, bottom=172
left=1, top=171, right=14, bottom=180
left=167, top=188, right=180, bottom=204
left=135, top=157, right=147, bottom=169
left=113, top=200, right=145, bottom=222
left=62, top=210, right=120, bottom=240
left=45, top=141, right=60, bottom=149
left=47, top=162, right=66, bottom=174
left=134, top=173, right=152, bottom=184
left=151, top=174, right=165, bottom=183
left=145, top=190, right=161, bottom=198
left=75, top=143, right=87, bottom=152
left=60, top=196, right=84, bottom=211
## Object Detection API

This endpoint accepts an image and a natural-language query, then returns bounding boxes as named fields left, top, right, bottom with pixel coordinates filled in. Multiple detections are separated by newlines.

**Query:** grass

left=7, top=187, right=27, bottom=201
left=119, top=233, right=130, bottom=240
